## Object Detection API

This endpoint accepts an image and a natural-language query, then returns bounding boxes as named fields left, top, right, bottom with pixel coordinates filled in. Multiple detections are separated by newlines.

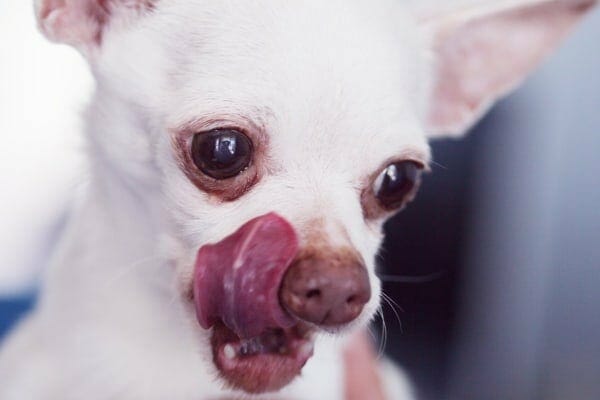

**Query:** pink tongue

left=193, top=213, right=299, bottom=339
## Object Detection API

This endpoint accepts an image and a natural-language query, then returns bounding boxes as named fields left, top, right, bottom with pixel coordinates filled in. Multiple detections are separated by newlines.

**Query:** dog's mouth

left=193, top=213, right=312, bottom=393
left=211, top=322, right=315, bottom=393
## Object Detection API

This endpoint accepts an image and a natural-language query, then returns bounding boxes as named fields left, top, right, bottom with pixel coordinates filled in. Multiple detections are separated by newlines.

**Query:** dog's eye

left=373, top=161, right=423, bottom=210
left=191, top=129, right=253, bottom=180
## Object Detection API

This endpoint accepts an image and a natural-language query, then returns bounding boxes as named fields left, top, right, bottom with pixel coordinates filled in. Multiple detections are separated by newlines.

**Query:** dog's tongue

left=193, top=213, right=298, bottom=339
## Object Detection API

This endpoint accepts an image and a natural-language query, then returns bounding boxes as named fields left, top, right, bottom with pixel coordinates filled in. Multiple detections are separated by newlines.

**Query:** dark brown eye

left=374, top=161, right=423, bottom=210
left=191, top=129, right=253, bottom=180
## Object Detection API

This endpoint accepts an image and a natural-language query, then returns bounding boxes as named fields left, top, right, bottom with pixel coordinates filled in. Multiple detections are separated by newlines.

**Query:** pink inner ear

left=37, top=0, right=155, bottom=48
left=426, top=0, right=596, bottom=137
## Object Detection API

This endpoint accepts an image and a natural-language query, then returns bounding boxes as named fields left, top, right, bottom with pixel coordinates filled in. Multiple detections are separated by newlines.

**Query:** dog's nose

left=279, top=255, right=371, bottom=327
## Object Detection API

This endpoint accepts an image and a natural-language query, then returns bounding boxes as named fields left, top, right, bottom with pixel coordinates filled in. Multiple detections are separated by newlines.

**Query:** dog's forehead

left=157, top=0, right=431, bottom=170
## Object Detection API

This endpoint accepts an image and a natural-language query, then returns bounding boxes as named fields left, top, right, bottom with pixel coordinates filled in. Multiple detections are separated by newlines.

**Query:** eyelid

left=361, top=158, right=425, bottom=220
left=378, top=146, right=430, bottom=173
left=379, top=158, right=427, bottom=174
left=369, top=157, right=426, bottom=193
left=407, top=159, right=428, bottom=171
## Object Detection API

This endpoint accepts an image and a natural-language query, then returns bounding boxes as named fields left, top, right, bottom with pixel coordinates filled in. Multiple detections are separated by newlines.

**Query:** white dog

left=0, top=1, right=595, bottom=399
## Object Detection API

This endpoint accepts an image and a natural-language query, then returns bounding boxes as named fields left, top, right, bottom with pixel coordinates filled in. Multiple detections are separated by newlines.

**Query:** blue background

left=0, top=295, right=35, bottom=341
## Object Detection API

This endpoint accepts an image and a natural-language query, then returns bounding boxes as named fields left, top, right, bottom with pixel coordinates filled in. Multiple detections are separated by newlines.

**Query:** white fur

left=0, top=0, right=594, bottom=399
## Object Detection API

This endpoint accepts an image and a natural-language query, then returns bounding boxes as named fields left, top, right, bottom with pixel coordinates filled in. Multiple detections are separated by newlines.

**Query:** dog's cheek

left=353, top=231, right=386, bottom=325
left=344, top=245, right=383, bottom=330
left=169, top=249, right=219, bottom=367
left=156, top=232, right=201, bottom=312
left=152, top=235, right=218, bottom=370
left=365, top=270, right=383, bottom=322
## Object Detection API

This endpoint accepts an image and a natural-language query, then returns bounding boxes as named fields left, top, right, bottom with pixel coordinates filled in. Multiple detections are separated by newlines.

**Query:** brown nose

left=279, top=255, right=371, bottom=327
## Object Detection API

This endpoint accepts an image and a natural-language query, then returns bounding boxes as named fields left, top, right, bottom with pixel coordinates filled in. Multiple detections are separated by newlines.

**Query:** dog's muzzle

left=193, top=212, right=371, bottom=338
left=192, top=212, right=372, bottom=392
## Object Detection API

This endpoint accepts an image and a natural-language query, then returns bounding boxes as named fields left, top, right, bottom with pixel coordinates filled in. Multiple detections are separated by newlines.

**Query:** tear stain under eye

left=170, top=123, right=267, bottom=203
left=173, top=134, right=255, bottom=201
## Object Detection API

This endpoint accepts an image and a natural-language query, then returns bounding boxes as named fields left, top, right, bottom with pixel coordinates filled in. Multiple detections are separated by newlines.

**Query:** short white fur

left=0, top=0, right=594, bottom=399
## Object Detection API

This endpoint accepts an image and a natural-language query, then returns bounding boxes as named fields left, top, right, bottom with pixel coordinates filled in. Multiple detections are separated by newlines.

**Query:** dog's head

left=35, top=0, right=596, bottom=394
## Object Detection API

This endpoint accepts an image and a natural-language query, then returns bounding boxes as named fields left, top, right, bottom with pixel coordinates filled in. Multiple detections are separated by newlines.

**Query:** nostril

left=280, top=255, right=371, bottom=327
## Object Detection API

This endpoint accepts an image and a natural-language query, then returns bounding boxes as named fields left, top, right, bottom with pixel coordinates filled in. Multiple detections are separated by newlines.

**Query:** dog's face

left=36, top=0, right=596, bottom=394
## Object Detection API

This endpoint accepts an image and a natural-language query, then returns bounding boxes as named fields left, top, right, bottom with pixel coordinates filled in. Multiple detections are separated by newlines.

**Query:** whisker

left=101, top=255, right=163, bottom=289
left=380, top=292, right=403, bottom=333
left=367, top=324, right=378, bottom=343
left=375, top=307, right=387, bottom=359
left=430, top=160, right=448, bottom=170
left=377, top=270, right=446, bottom=284
left=381, top=291, right=404, bottom=314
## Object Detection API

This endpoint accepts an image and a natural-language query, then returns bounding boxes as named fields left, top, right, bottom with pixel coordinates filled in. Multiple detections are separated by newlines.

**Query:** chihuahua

left=0, top=0, right=595, bottom=399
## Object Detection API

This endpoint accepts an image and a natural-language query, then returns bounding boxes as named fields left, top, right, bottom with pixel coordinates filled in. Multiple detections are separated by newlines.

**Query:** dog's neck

left=44, top=87, right=171, bottom=313
left=41, top=94, right=210, bottom=381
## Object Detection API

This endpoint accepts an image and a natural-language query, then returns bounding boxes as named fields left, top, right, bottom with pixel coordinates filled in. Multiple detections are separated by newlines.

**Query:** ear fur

left=421, top=0, right=597, bottom=138
left=35, top=0, right=157, bottom=52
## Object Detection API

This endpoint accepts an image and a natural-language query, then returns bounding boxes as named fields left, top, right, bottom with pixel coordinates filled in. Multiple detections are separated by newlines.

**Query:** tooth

left=224, top=344, right=236, bottom=360
left=299, top=342, right=314, bottom=358
left=240, top=342, right=251, bottom=356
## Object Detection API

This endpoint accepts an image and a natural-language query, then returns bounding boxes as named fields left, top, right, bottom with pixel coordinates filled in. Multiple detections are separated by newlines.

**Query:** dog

left=0, top=0, right=595, bottom=399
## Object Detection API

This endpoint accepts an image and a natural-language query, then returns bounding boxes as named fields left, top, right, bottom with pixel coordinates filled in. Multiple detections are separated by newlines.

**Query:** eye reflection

left=191, top=129, right=253, bottom=180
left=374, top=161, right=422, bottom=210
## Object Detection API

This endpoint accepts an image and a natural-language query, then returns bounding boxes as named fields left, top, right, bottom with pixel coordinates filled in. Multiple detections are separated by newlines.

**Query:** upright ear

left=35, top=0, right=157, bottom=53
left=421, top=0, right=597, bottom=138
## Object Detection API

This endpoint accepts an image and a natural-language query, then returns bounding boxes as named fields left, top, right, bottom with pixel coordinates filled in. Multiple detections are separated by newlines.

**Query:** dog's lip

left=211, top=321, right=315, bottom=394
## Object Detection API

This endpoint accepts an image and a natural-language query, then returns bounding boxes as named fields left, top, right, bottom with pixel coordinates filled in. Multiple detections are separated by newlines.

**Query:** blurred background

left=1, top=1, right=599, bottom=399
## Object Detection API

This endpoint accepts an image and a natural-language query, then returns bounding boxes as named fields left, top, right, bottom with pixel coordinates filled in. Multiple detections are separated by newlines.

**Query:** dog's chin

left=210, top=321, right=315, bottom=394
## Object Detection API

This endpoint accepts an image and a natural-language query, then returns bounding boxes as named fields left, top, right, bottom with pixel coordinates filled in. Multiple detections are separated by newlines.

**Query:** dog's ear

left=35, top=0, right=157, bottom=53
left=421, top=0, right=597, bottom=138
